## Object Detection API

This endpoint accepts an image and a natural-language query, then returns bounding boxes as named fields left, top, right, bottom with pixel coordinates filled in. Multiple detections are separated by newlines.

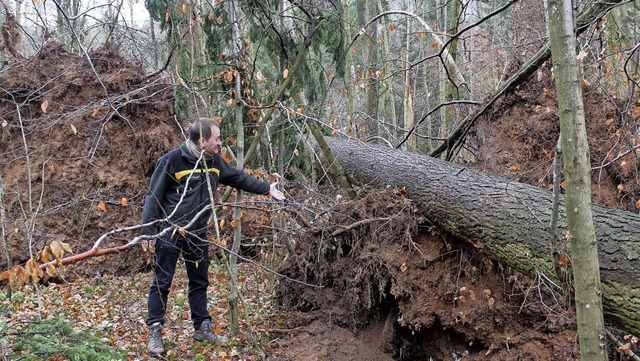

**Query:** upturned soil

left=1, top=45, right=638, bottom=360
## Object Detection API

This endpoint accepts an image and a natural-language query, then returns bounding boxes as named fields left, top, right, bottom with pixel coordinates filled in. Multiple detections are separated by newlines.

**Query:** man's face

left=199, top=125, right=222, bottom=155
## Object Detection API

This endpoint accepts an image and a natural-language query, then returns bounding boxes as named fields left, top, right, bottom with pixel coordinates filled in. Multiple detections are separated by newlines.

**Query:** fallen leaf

left=70, top=123, right=77, bottom=134
left=41, top=100, right=48, bottom=113
left=400, top=263, right=407, bottom=273
left=50, top=241, right=65, bottom=259
left=256, top=69, right=266, bottom=83
left=97, top=201, right=107, bottom=212
left=283, top=69, right=289, bottom=79
left=121, top=198, right=128, bottom=207
left=46, top=263, right=56, bottom=276
left=576, top=50, right=588, bottom=62
left=59, top=241, right=72, bottom=253
left=617, top=342, right=632, bottom=355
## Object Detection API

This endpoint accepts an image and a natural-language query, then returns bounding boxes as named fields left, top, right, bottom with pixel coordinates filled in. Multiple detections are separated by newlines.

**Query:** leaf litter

left=1, top=43, right=639, bottom=360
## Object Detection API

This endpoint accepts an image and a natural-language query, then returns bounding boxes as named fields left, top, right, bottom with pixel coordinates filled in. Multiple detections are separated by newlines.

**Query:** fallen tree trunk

left=323, top=136, right=640, bottom=335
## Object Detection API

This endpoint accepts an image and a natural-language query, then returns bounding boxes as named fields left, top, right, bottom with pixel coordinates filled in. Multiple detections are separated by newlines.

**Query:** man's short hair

left=188, top=118, right=221, bottom=142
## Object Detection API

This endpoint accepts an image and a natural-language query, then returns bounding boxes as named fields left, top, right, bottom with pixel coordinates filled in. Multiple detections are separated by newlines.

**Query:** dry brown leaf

left=70, top=123, right=77, bottom=134
left=0, top=271, right=10, bottom=281
left=121, top=198, right=128, bottom=207
left=97, top=201, right=107, bottom=212
left=283, top=68, right=289, bottom=79
left=50, top=240, right=64, bottom=260
left=41, top=100, right=48, bottom=113
left=40, top=246, right=52, bottom=262
left=59, top=241, right=72, bottom=253
left=256, top=69, right=266, bottom=83
left=45, top=263, right=56, bottom=277
left=617, top=342, right=632, bottom=355
left=488, top=297, right=495, bottom=310
left=16, top=266, right=29, bottom=284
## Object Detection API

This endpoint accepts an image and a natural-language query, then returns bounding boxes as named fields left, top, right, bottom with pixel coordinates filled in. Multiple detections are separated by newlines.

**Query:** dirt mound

left=0, top=44, right=179, bottom=276
left=271, top=190, right=578, bottom=360
left=472, top=65, right=640, bottom=212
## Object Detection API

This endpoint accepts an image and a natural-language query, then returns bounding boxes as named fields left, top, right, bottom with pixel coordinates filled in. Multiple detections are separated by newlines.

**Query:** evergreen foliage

left=5, top=317, right=127, bottom=361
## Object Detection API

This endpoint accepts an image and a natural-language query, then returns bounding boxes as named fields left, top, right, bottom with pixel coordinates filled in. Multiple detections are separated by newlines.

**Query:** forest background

left=1, top=0, right=640, bottom=360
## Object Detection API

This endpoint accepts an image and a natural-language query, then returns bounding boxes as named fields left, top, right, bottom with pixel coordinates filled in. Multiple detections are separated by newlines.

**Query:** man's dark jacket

left=142, top=143, right=269, bottom=235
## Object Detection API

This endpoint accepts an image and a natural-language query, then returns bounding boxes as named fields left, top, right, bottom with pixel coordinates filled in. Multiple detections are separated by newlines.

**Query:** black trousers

left=146, top=233, right=211, bottom=330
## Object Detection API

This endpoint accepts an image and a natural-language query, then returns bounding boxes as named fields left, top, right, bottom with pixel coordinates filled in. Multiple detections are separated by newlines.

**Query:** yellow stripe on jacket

left=174, top=168, right=220, bottom=181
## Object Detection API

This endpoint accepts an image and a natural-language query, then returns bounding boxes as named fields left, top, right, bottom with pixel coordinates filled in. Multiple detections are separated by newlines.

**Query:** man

left=142, top=117, right=285, bottom=356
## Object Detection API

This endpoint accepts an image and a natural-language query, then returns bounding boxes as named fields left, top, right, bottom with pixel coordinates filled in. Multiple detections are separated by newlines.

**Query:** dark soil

left=472, top=63, right=640, bottom=212
left=1, top=47, right=638, bottom=360
left=0, top=44, right=179, bottom=275
left=269, top=190, right=579, bottom=360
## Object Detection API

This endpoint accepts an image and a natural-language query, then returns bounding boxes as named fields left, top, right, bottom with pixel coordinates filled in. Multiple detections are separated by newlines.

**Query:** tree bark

left=322, top=136, right=640, bottom=335
left=229, top=0, right=243, bottom=334
left=548, top=0, right=607, bottom=358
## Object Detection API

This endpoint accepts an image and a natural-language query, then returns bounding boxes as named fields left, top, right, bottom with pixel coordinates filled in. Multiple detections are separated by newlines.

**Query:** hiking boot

left=147, top=322, right=164, bottom=356
left=194, top=320, right=228, bottom=345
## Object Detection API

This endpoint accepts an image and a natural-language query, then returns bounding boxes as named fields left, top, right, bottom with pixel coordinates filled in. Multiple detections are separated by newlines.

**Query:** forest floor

left=1, top=46, right=639, bottom=360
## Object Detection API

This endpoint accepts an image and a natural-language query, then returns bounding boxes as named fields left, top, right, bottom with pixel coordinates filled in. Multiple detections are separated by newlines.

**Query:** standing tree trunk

left=548, top=0, right=607, bottom=359
left=342, top=0, right=356, bottom=134
left=441, top=0, right=461, bottom=135
left=401, top=1, right=415, bottom=150
left=365, top=0, right=379, bottom=137
left=228, top=0, right=242, bottom=336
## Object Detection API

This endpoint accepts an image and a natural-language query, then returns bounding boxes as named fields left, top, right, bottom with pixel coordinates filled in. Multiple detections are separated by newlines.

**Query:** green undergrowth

left=1, top=317, right=127, bottom=360
left=0, top=260, right=283, bottom=360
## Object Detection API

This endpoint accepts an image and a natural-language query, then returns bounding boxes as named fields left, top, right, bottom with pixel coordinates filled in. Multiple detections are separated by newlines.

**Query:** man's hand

left=269, top=181, right=286, bottom=201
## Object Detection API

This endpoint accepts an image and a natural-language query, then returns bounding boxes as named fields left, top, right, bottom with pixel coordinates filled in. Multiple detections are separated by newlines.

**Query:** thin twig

left=606, top=329, right=640, bottom=361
